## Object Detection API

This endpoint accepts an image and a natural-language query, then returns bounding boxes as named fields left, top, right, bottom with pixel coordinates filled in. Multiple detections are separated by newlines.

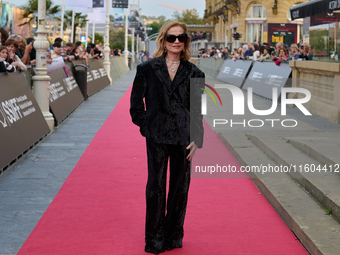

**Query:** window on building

left=246, top=3, right=267, bottom=43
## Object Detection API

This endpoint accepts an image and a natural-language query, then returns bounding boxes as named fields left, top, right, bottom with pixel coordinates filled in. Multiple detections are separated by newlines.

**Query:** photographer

left=287, top=44, right=299, bottom=64
left=298, top=44, right=309, bottom=60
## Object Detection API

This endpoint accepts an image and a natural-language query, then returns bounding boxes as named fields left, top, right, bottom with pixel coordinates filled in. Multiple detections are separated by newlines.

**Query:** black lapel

left=153, top=57, right=172, bottom=94
left=171, top=60, right=191, bottom=94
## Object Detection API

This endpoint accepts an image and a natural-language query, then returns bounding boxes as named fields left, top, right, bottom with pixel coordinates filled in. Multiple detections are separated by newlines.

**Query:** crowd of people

left=0, top=26, right=117, bottom=73
left=198, top=41, right=315, bottom=65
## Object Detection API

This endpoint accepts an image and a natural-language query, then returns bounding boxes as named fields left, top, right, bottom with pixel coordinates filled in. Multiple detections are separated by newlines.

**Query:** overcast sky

left=8, top=0, right=206, bottom=19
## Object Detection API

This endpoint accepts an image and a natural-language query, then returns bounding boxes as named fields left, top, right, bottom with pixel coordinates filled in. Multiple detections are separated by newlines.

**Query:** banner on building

left=112, top=0, right=128, bottom=8
left=113, top=8, right=125, bottom=27
left=129, top=4, right=140, bottom=29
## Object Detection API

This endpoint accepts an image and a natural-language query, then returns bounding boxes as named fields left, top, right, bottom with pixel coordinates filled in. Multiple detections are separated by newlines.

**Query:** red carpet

left=18, top=86, right=308, bottom=255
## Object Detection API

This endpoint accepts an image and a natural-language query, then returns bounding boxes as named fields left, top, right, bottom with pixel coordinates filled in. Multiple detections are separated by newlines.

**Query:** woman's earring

left=164, top=47, right=167, bottom=53
left=182, top=49, right=186, bottom=53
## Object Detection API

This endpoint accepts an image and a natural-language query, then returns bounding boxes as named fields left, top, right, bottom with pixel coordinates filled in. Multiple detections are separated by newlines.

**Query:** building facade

left=204, top=0, right=309, bottom=47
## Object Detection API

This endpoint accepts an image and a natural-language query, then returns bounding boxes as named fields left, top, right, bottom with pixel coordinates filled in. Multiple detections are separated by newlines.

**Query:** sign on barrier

left=217, top=59, right=254, bottom=87
left=86, top=59, right=110, bottom=96
left=0, top=72, right=50, bottom=170
left=49, top=63, right=84, bottom=124
left=72, top=59, right=110, bottom=97
left=242, top=61, right=292, bottom=100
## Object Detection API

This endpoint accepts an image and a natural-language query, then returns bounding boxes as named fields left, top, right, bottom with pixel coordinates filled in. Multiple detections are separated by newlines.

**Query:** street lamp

left=103, top=0, right=111, bottom=84
left=272, top=0, right=278, bottom=15
left=32, top=0, right=54, bottom=130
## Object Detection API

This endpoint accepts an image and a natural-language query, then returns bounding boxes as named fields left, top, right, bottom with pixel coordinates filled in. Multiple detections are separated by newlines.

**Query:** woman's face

left=53, top=46, right=61, bottom=55
left=0, top=49, right=8, bottom=59
left=279, top=49, right=285, bottom=56
left=164, top=25, right=186, bottom=55
left=263, top=49, right=268, bottom=55
left=7, top=44, right=16, bottom=54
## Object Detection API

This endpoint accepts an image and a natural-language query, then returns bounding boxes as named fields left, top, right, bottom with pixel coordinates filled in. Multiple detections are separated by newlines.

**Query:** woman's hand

left=186, top=142, right=198, bottom=161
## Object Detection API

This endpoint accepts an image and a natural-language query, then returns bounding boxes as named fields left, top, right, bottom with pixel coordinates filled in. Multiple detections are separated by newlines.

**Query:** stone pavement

left=0, top=68, right=135, bottom=255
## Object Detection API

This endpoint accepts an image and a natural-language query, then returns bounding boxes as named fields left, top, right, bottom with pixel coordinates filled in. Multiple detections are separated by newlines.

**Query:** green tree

left=147, top=22, right=163, bottom=36
left=172, top=10, right=204, bottom=24
left=109, top=29, right=135, bottom=51
left=110, top=29, right=125, bottom=49
left=20, top=0, right=60, bottom=27
left=59, top=11, right=88, bottom=43
left=89, top=33, right=104, bottom=45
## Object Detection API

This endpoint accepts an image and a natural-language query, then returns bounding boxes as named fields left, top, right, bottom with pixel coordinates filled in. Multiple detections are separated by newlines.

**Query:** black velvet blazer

left=130, top=57, right=205, bottom=148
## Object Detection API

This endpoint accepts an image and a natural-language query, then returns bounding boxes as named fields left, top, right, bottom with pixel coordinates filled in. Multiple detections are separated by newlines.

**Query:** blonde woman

left=130, top=20, right=204, bottom=254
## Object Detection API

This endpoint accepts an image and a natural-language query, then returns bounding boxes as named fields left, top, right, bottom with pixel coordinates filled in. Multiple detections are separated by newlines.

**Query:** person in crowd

left=231, top=48, right=240, bottom=61
left=0, top=27, right=9, bottom=45
left=298, top=44, right=309, bottom=60
left=0, top=45, right=16, bottom=72
left=54, top=37, right=63, bottom=44
left=65, top=42, right=75, bottom=61
left=88, top=43, right=101, bottom=59
left=252, top=44, right=260, bottom=61
left=215, top=48, right=221, bottom=58
left=51, top=42, right=68, bottom=62
left=210, top=47, right=216, bottom=57
left=303, top=44, right=310, bottom=60
left=287, top=44, right=299, bottom=64
left=26, top=38, right=36, bottom=65
left=238, top=46, right=246, bottom=60
left=4, top=39, right=27, bottom=72
left=273, top=42, right=283, bottom=57
left=283, top=44, right=289, bottom=52
left=275, top=48, right=288, bottom=65
left=244, top=43, right=253, bottom=59
left=308, top=45, right=314, bottom=60
left=7, top=34, right=32, bottom=64
left=254, top=41, right=260, bottom=48
left=130, top=20, right=204, bottom=255
left=221, top=47, right=228, bottom=59
left=113, top=48, right=120, bottom=56
left=71, top=43, right=88, bottom=64
left=331, top=51, right=338, bottom=61
left=259, top=46, right=270, bottom=61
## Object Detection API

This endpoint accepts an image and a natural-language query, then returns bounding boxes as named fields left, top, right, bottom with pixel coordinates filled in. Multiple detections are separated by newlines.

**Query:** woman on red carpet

left=130, top=21, right=205, bottom=254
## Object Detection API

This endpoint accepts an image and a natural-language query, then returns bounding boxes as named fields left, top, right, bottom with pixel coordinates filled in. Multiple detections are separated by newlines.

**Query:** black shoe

left=145, top=243, right=165, bottom=254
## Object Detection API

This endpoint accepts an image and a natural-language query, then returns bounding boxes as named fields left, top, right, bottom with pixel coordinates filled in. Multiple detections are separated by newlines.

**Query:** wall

left=289, top=60, right=340, bottom=124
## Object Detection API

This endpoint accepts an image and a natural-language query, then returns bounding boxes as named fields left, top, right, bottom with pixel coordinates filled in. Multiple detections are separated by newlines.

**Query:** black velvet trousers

left=145, top=138, right=191, bottom=252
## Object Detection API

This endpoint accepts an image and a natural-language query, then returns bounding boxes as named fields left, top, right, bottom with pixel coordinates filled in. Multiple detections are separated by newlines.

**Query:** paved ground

left=0, top=69, right=135, bottom=255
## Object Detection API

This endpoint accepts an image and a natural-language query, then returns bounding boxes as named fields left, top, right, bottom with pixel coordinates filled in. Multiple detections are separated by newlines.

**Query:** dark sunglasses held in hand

left=165, top=34, right=187, bottom=43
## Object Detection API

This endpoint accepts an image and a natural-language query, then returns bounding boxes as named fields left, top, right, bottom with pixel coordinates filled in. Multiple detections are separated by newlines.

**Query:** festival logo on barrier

left=0, top=72, right=50, bottom=170
left=0, top=94, right=36, bottom=129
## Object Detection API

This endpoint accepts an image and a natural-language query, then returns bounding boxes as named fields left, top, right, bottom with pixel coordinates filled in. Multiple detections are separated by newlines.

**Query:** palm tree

left=61, top=11, right=88, bottom=43
left=20, top=0, right=60, bottom=27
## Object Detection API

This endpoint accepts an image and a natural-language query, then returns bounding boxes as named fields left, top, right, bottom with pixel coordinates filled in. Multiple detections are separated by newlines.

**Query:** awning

left=290, top=0, right=340, bottom=20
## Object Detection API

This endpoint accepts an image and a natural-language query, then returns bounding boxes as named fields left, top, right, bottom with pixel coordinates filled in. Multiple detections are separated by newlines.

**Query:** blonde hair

left=153, top=20, right=192, bottom=61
